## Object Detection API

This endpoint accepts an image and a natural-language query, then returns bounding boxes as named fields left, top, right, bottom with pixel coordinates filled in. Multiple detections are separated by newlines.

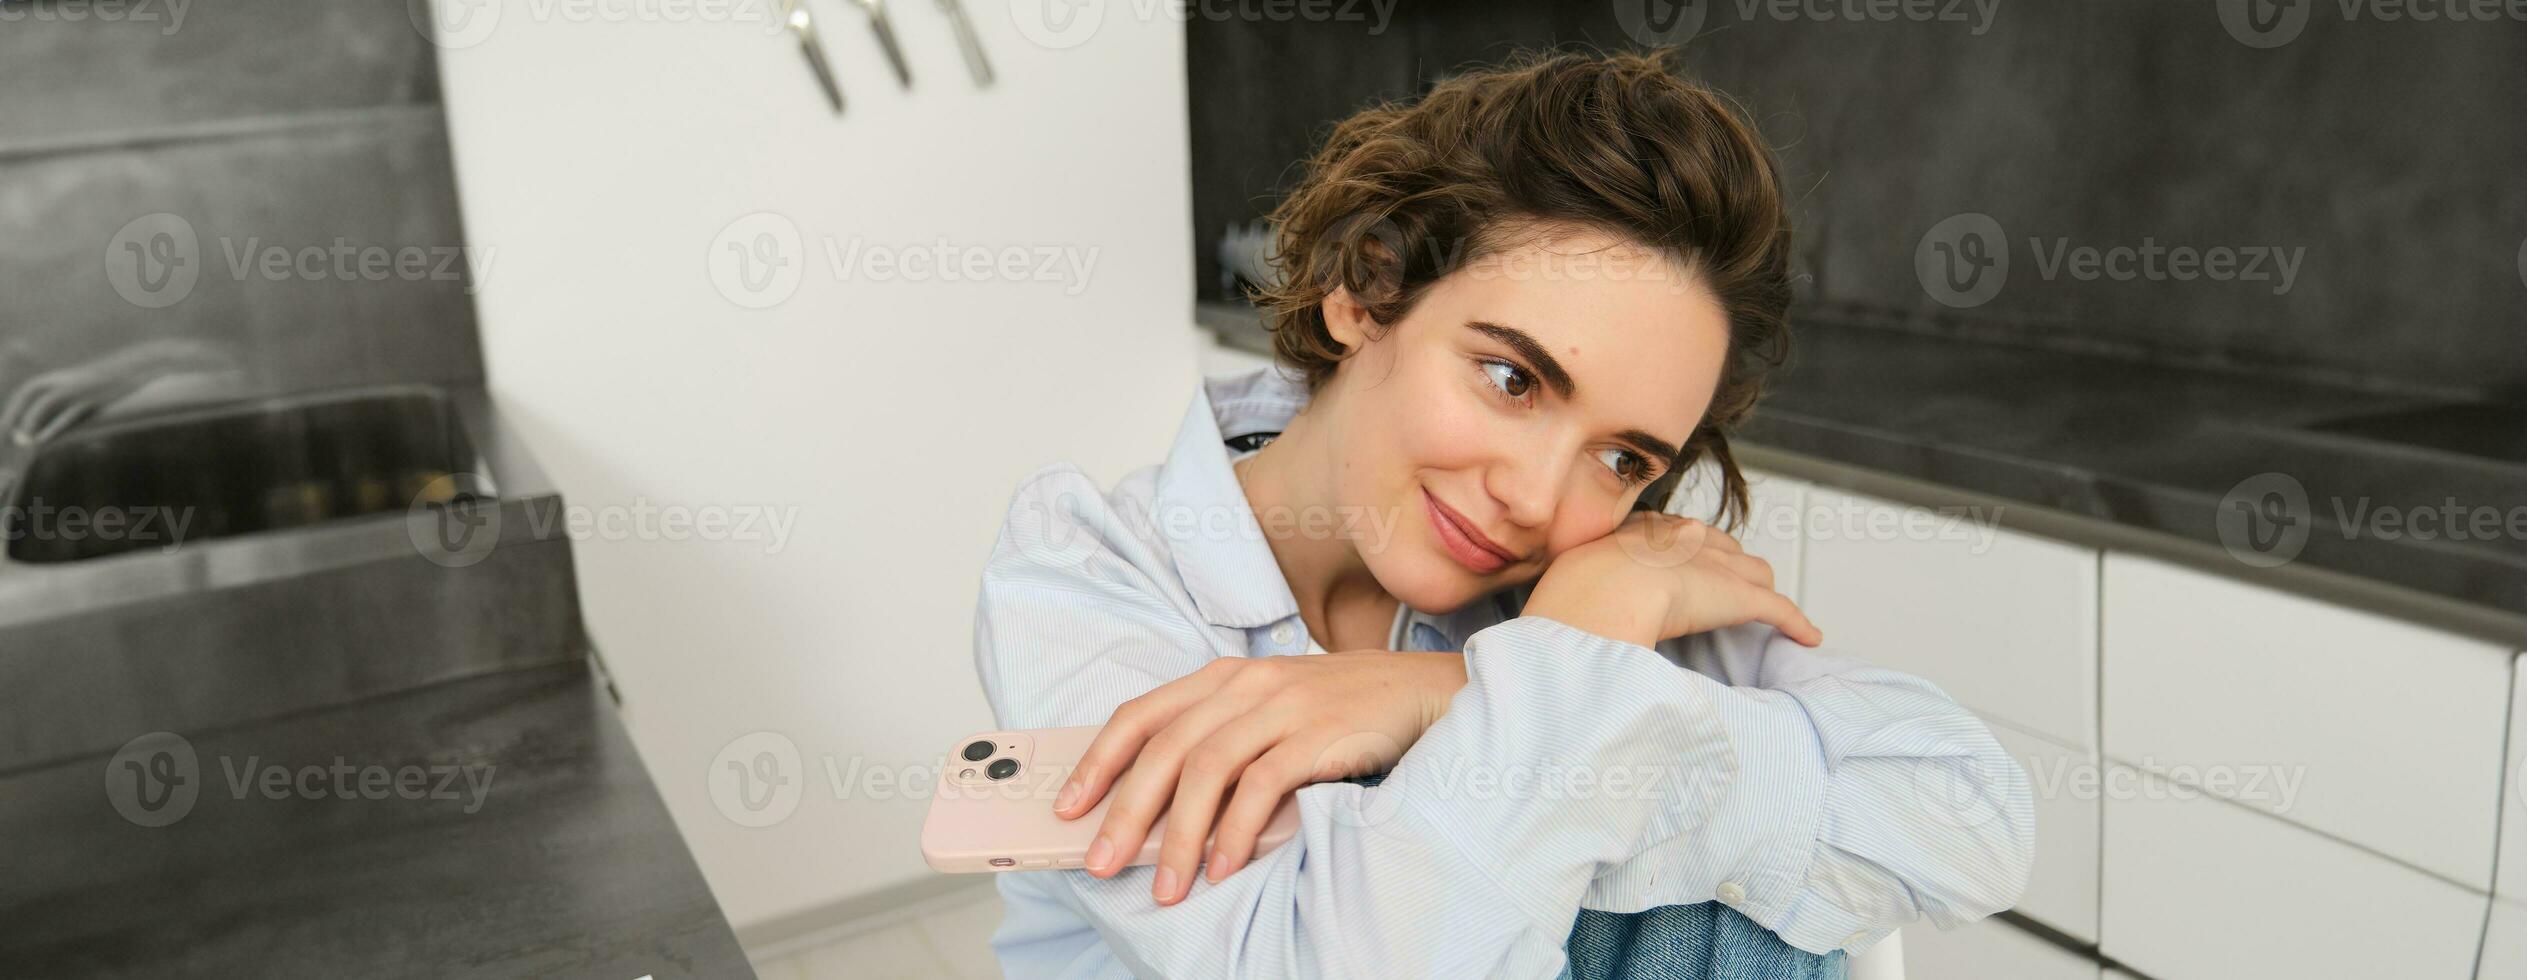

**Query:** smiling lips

left=1423, top=488, right=1520, bottom=575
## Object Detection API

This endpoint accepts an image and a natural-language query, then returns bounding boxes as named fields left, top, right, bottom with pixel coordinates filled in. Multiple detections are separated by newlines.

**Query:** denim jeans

left=1560, top=903, right=1847, bottom=980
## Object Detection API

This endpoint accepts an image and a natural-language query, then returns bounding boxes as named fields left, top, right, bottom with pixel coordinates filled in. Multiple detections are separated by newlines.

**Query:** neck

left=1233, top=405, right=1390, bottom=648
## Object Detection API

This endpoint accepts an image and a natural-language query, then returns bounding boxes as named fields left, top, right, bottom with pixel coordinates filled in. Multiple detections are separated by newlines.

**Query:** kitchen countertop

left=0, top=658, right=753, bottom=979
left=1201, top=302, right=2527, bottom=633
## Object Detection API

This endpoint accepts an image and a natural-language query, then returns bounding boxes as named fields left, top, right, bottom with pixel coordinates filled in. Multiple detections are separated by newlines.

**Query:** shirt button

left=1269, top=623, right=1294, bottom=645
left=1714, top=882, right=1746, bottom=905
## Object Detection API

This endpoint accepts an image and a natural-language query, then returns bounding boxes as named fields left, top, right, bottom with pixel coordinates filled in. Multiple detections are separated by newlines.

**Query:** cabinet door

left=2101, top=765, right=2486, bottom=980
left=1903, top=915, right=2098, bottom=980
left=1800, top=488, right=2099, bottom=749
left=2101, top=553, right=2510, bottom=889
left=1992, top=719, right=2099, bottom=943
left=2496, top=653, right=2527, bottom=900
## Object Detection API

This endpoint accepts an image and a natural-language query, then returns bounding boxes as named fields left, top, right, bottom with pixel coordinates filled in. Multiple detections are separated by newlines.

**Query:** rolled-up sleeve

left=1530, top=615, right=2038, bottom=954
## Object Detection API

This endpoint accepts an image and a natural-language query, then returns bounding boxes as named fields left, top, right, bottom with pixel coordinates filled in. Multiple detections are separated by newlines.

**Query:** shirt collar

left=1151, top=366, right=1313, bottom=630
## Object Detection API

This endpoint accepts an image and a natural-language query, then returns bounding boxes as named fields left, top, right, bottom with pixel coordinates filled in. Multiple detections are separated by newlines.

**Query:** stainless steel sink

left=5, top=386, right=496, bottom=563
left=2303, top=402, right=2527, bottom=466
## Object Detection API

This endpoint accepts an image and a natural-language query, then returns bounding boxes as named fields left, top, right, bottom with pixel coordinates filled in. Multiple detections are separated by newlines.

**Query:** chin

left=1368, top=549, right=1504, bottom=617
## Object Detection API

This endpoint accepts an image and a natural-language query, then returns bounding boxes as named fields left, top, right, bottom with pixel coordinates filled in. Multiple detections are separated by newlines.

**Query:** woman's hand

left=1522, top=511, right=1823, bottom=650
left=1054, top=650, right=1468, bottom=904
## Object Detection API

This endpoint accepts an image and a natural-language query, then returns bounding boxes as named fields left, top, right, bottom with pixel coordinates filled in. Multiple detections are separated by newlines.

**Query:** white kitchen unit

left=2101, top=765, right=2487, bottom=980
left=1900, top=914, right=2098, bottom=980
left=1989, top=719, right=2101, bottom=943
left=1799, top=488, right=2099, bottom=751
left=2482, top=899, right=2527, bottom=979
left=2101, top=553, right=2512, bottom=890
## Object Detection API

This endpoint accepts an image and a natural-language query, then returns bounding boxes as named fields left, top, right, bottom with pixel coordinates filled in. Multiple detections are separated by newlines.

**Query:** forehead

left=1420, top=233, right=1731, bottom=433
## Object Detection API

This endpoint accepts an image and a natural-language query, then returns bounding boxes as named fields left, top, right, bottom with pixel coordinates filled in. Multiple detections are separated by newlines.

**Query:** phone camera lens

left=962, top=740, right=996, bottom=762
left=986, top=758, right=1020, bottom=780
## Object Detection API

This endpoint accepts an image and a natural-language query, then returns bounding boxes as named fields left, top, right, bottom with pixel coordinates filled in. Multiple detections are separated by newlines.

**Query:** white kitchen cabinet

left=2100, top=765, right=2486, bottom=980
left=1901, top=915, right=2098, bottom=980
left=2100, top=553, right=2511, bottom=890
left=2495, top=653, right=2527, bottom=901
left=2481, top=898, right=2527, bottom=979
left=1799, top=488, right=2099, bottom=749
left=1990, top=719, right=2100, bottom=943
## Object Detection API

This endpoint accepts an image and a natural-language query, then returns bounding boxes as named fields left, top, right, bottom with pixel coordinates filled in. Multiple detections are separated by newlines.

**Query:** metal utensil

left=853, top=0, right=913, bottom=88
left=783, top=0, right=845, bottom=114
left=936, top=0, right=993, bottom=87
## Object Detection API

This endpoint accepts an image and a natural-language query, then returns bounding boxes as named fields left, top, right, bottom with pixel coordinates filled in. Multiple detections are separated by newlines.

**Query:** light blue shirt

left=971, top=367, right=2034, bottom=978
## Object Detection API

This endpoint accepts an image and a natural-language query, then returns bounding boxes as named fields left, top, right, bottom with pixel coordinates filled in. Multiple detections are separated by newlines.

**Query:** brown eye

left=1597, top=448, right=1652, bottom=485
left=1480, top=360, right=1533, bottom=400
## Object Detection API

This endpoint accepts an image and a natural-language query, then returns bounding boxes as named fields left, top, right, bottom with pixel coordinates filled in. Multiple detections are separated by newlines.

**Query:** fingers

left=1205, top=739, right=1319, bottom=882
left=1083, top=675, right=1254, bottom=880
left=1745, top=582, right=1825, bottom=647
left=1056, top=660, right=1233, bottom=821
left=1151, top=709, right=1291, bottom=903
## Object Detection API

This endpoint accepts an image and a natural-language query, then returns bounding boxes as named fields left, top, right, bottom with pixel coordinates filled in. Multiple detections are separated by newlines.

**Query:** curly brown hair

left=1251, top=48, right=1793, bottom=530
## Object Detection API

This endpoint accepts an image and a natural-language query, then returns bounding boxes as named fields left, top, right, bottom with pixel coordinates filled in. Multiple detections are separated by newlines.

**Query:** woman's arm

left=973, top=466, right=1816, bottom=977
left=1521, top=513, right=2037, bottom=953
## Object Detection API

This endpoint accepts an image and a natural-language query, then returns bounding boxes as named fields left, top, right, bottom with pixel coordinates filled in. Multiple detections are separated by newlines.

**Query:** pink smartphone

left=920, top=725, right=1304, bottom=874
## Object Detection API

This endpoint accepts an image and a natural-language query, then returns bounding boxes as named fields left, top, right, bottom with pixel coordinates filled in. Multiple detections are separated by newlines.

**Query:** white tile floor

left=751, top=884, right=1005, bottom=980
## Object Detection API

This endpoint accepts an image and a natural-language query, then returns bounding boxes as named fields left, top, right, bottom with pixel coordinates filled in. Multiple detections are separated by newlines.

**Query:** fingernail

left=1153, top=865, right=1178, bottom=902
left=1085, top=836, right=1113, bottom=872
left=1054, top=780, right=1078, bottom=812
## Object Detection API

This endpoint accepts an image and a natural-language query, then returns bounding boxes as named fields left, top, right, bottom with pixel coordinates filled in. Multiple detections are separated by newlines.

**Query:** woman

left=972, top=49, right=2033, bottom=978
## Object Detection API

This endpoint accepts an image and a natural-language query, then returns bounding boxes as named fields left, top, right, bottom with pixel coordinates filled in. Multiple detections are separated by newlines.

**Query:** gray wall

left=1188, top=2, right=2527, bottom=399
left=0, top=0, right=481, bottom=399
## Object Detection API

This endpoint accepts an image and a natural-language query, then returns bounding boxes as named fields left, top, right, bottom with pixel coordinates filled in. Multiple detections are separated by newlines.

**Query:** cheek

left=1544, top=503, right=1632, bottom=558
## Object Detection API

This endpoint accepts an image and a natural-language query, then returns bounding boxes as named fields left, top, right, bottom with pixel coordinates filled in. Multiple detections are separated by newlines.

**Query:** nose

left=1486, top=430, right=1576, bottom=532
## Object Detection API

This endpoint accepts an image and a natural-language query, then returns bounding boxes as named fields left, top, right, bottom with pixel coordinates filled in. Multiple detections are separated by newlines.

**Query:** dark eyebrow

left=1466, top=320, right=1575, bottom=398
left=1465, top=320, right=1683, bottom=468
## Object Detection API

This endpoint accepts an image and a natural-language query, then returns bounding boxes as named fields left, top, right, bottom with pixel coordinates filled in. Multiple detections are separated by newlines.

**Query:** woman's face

left=1314, top=229, right=1730, bottom=615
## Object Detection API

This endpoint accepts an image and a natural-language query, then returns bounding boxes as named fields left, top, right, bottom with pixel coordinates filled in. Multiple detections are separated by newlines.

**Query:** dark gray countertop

left=1202, top=304, right=2527, bottom=628
left=0, top=659, right=753, bottom=979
